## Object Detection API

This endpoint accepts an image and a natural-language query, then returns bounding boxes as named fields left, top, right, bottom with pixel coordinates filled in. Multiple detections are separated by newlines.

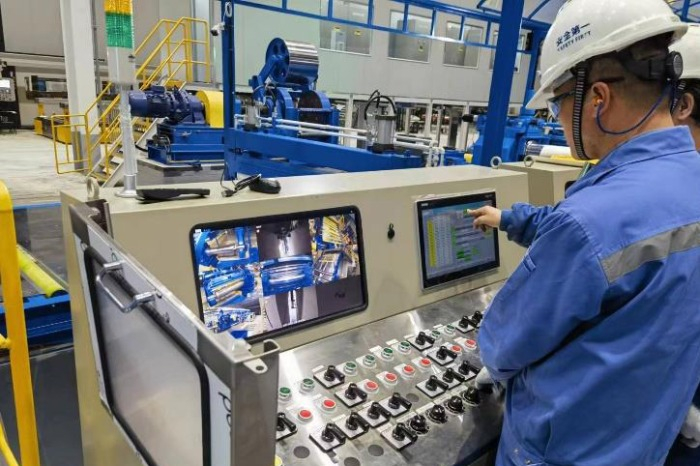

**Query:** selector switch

left=457, top=316, right=476, bottom=333
left=442, top=368, right=466, bottom=385
left=336, top=382, right=368, bottom=408
left=428, top=345, right=458, bottom=366
left=358, top=401, right=390, bottom=428
left=458, top=360, right=479, bottom=379
left=310, top=422, right=347, bottom=452
left=368, top=402, right=390, bottom=420
left=426, top=375, right=445, bottom=391
left=437, top=346, right=457, bottom=360
left=340, top=412, right=370, bottom=440
left=393, top=422, right=418, bottom=443
left=388, top=393, right=411, bottom=410
left=346, top=412, right=370, bottom=432
left=380, top=392, right=412, bottom=417
left=417, top=375, right=449, bottom=398
left=276, top=413, right=298, bottom=441
left=345, top=383, right=367, bottom=401
left=428, top=404, right=448, bottom=424
left=446, top=395, right=465, bottom=413
left=382, top=422, right=418, bottom=451
left=472, top=311, right=484, bottom=325
left=462, top=386, right=482, bottom=406
left=324, top=365, right=345, bottom=382
left=315, top=365, right=345, bottom=389
left=409, top=414, right=430, bottom=435
left=410, top=331, right=436, bottom=350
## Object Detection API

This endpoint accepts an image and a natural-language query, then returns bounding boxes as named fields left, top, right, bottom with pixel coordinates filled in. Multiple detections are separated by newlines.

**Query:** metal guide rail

left=275, top=285, right=503, bottom=466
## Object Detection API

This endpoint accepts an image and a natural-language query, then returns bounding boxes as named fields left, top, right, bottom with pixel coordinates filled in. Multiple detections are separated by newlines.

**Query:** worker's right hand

left=468, top=206, right=502, bottom=232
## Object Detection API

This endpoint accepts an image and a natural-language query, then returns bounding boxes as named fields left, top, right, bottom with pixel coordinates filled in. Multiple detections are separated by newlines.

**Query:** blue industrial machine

left=129, top=85, right=235, bottom=164
left=468, top=113, right=567, bottom=164
left=224, top=38, right=433, bottom=178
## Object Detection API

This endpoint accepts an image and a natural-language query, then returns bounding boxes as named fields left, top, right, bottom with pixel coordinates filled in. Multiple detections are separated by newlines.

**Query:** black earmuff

left=666, top=51, right=684, bottom=82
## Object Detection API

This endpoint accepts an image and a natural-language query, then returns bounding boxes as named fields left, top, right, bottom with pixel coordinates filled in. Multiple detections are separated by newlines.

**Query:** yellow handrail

left=0, top=421, right=19, bottom=466
left=52, top=16, right=212, bottom=176
left=0, top=181, right=40, bottom=466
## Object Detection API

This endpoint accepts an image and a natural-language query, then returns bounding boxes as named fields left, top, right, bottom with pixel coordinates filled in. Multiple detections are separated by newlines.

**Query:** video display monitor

left=191, top=207, right=367, bottom=341
left=417, top=192, right=500, bottom=289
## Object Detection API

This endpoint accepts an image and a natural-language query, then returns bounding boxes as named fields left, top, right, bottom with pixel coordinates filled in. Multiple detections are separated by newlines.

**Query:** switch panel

left=275, top=287, right=504, bottom=466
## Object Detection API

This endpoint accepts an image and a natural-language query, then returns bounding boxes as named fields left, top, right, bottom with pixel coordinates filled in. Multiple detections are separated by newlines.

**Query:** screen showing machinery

left=417, top=192, right=500, bottom=289
left=191, top=208, right=366, bottom=340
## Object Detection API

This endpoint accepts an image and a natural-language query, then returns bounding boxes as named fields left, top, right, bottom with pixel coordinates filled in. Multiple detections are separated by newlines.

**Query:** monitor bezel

left=416, top=191, right=500, bottom=290
left=190, top=206, right=368, bottom=343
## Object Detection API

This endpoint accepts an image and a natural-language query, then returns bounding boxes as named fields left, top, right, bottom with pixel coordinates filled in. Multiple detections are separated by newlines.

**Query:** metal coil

left=266, top=38, right=319, bottom=87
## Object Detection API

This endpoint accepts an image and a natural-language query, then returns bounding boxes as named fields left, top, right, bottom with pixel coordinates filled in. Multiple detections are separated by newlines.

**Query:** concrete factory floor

left=0, top=131, right=86, bottom=205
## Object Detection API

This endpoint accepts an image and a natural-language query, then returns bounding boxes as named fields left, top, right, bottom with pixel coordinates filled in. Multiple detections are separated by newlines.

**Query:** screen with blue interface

left=417, top=192, right=500, bottom=289
left=190, top=207, right=367, bottom=341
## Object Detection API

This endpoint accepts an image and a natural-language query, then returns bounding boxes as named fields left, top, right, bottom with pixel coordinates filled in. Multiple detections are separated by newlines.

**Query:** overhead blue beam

left=683, top=0, right=691, bottom=20
left=233, top=0, right=533, bottom=52
left=389, top=0, right=550, bottom=31
left=528, top=0, right=553, bottom=20
left=475, top=0, right=526, bottom=166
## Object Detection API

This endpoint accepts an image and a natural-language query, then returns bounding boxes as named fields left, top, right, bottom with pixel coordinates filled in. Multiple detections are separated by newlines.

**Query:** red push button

left=322, top=399, right=336, bottom=411
left=420, top=358, right=432, bottom=368
left=451, top=344, right=463, bottom=353
left=403, top=364, right=415, bottom=375
left=465, top=339, right=477, bottom=350
left=365, top=380, right=379, bottom=392
left=385, top=372, right=398, bottom=383
left=298, top=409, right=313, bottom=421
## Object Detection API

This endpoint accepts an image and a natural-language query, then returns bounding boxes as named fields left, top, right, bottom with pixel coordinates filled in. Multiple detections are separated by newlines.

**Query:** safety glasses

left=547, top=89, right=577, bottom=119
left=547, top=77, right=626, bottom=119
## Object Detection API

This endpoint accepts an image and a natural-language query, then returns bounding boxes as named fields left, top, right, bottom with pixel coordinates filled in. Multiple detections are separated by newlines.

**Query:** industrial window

left=489, top=30, right=527, bottom=72
left=320, top=0, right=372, bottom=55
left=444, top=22, right=483, bottom=68
left=388, top=10, right=431, bottom=62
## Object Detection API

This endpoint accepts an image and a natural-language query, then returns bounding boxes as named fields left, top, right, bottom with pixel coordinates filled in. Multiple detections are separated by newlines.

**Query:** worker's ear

left=588, top=82, right=611, bottom=118
left=673, top=92, right=695, bottom=123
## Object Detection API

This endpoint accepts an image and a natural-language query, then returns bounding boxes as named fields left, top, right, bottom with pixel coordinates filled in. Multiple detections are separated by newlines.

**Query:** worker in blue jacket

left=472, top=19, right=700, bottom=465
left=665, top=23, right=700, bottom=466
left=468, top=1, right=700, bottom=465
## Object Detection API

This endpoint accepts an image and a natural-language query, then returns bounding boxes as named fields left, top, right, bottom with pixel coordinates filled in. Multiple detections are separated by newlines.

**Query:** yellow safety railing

left=52, top=16, right=212, bottom=178
left=0, top=181, right=41, bottom=466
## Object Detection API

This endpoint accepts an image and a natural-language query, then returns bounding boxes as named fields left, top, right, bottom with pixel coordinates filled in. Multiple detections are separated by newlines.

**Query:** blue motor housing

left=129, top=85, right=205, bottom=124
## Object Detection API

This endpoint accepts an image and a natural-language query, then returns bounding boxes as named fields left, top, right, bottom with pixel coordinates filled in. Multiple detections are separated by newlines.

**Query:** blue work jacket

left=478, top=126, right=700, bottom=466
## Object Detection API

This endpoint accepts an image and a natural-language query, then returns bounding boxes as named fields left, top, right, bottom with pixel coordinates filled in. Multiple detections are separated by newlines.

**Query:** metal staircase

left=51, top=17, right=212, bottom=185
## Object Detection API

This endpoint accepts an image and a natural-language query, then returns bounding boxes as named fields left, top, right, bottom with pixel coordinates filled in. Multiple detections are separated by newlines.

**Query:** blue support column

left=222, top=1, right=236, bottom=129
left=222, top=1, right=237, bottom=178
left=682, top=0, right=691, bottom=20
left=474, top=0, right=525, bottom=166
left=522, top=28, right=546, bottom=115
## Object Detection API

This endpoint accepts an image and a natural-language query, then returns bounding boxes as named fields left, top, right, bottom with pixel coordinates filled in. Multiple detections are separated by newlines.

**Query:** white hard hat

left=671, top=23, right=700, bottom=80
left=527, top=0, right=688, bottom=109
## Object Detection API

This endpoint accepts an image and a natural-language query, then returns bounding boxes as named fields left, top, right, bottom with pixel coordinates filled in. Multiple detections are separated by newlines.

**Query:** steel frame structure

left=221, top=0, right=546, bottom=167
left=219, top=0, right=697, bottom=169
